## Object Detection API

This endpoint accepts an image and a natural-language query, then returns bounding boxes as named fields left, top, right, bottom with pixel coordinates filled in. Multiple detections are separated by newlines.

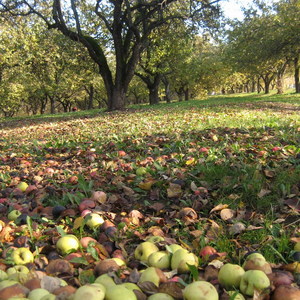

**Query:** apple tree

left=0, top=0, right=221, bottom=110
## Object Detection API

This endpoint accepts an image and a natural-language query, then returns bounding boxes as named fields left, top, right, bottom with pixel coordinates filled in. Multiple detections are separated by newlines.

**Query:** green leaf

left=187, top=264, right=199, bottom=281
left=56, top=226, right=66, bottom=237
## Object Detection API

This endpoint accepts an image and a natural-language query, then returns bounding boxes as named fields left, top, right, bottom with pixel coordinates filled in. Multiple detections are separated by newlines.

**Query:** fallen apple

left=17, top=182, right=28, bottom=192
left=138, top=267, right=167, bottom=287
left=166, top=244, right=183, bottom=254
left=105, top=284, right=137, bottom=300
left=134, top=241, right=159, bottom=262
left=218, top=263, right=245, bottom=289
left=272, top=284, right=300, bottom=300
left=148, top=251, right=171, bottom=269
left=73, top=283, right=106, bottom=300
left=8, top=210, right=22, bottom=221
left=40, top=294, right=56, bottom=300
left=148, top=293, right=174, bottom=300
left=294, top=242, right=300, bottom=251
left=199, top=245, right=217, bottom=259
left=136, top=167, right=148, bottom=176
left=183, top=281, right=218, bottom=300
left=121, top=282, right=141, bottom=292
left=85, top=213, right=105, bottom=229
left=240, top=270, right=270, bottom=296
left=56, top=234, right=80, bottom=255
left=146, top=236, right=165, bottom=243
left=226, top=291, right=245, bottom=300
left=171, top=249, right=198, bottom=273
left=243, top=255, right=272, bottom=274
left=12, top=248, right=34, bottom=265
left=28, top=288, right=50, bottom=300
left=94, top=274, right=116, bottom=289
left=0, top=270, right=8, bottom=281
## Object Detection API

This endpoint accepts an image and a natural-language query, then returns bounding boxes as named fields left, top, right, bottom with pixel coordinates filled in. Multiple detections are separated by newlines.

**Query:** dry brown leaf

left=258, top=189, right=271, bottom=198
left=210, top=203, right=228, bottom=214
left=158, top=282, right=184, bottom=299
left=220, top=208, right=236, bottom=221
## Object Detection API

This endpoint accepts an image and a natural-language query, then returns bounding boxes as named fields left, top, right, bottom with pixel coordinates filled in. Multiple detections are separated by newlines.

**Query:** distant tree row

left=0, top=0, right=299, bottom=116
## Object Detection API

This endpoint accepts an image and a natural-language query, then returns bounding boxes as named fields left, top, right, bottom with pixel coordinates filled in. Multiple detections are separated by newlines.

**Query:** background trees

left=0, top=0, right=299, bottom=117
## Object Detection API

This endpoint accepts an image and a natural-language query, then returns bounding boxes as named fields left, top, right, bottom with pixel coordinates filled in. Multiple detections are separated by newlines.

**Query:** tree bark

left=184, top=88, right=189, bottom=101
left=295, top=56, right=300, bottom=93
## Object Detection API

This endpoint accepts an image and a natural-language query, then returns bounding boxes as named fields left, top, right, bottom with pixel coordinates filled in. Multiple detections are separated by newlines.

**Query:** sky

left=220, top=0, right=275, bottom=20
left=220, top=0, right=253, bottom=20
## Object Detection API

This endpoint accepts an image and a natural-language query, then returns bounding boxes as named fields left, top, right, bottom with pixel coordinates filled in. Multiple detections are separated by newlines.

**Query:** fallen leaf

left=167, top=183, right=182, bottom=198
left=210, top=204, right=228, bottom=214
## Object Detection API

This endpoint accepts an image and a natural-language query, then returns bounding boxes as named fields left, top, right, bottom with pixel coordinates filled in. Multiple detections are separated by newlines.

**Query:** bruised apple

left=138, top=267, right=167, bottom=287
left=73, top=283, right=106, bottom=300
left=240, top=270, right=270, bottom=296
left=183, top=281, right=218, bottom=300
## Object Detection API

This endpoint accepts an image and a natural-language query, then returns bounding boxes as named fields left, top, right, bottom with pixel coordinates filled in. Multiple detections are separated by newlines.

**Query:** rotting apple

left=148, top=251, right=171, bottom=269
left=138, top=267, right=167, bottom=287
left=239, top=270, right=270, bottom=296
left=171, top=249, right=199, bottom=273
left=56, top=234, right=80, bottom=255
left=12, top=248, right=34, bottom=265
left=218, top=263, right=245, bottom=290
left=134, top=241, right=159, bottom=262
left=199, top=245, right=217, bottom=259
left=121, top=282, right=141, bottom=292
left=183, top=281, right=218, bottom=300
left=272, top=284, right=300, bottom=300
left=105, top=284, right=137, bottom=300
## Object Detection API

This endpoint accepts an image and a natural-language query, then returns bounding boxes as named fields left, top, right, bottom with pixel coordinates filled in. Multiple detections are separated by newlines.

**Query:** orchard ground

left=0, top=92, right=299, bottom=298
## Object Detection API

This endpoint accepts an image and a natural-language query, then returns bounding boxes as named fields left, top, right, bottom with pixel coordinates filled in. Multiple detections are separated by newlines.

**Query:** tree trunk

left=295, top=56, right=300, bottom=93
left=108, top=86, right=126, bottom=111
left=276, top=62, right=287, bottom=95
left=184, top=88, right=189, bottom=101
left=162, top=76, right=171, bottom=103
left=149, top=85, right=160, bottom=105
left=49, top=95, right=56, bottom=114
left=87, top=85, right=94, bottom=109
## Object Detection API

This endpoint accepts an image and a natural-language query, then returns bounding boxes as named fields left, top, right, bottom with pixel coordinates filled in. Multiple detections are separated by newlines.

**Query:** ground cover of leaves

left=0, top=95, right=300, bottom=299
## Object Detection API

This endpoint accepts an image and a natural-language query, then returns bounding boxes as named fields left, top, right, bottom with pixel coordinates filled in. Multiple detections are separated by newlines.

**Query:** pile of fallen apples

left=0, top=228, right=300, bottom=300
left=0, top=182, right=300, bottom=299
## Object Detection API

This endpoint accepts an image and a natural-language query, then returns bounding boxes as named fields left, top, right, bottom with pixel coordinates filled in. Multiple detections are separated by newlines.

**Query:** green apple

left=148, top=293, right=174, bottom=300
left=146, top=236, right=165, bottom=243
left=73, top=283, right=106, bottom=300
left=295, top=242, right=300, bottom=251
left=85, top=213, right=105, bottom=229
left=171, top=249, right=198, bottom=273
left=17, top=182, right=28, bottom=192
left=218, top=263, right=245, bottom=289
left=105, top=285, right=137, bottom=300
left=166, top=244, right=183, bottom=254
left=121, top=282, right=141, bottom=292
left=183, top=281, right=218, bottom=300
left=136, top=167, right=148, bottom=176
left=148, top=251, right=171, bottom=269
left=134, top=241, right=159, bottom=262
left=56, top=234, right=80, bottom=255
left=226, top=291, right=245, bottom=300
left=28, top=288, right=50, bottom=300
left=0, top=280, right=19, bottom=290
left=94, top=274, right=116, bottom=289
left=8, top=210, right=22, bottom=221
left=0, top=269, right=8, bottom=281
left=240, top=270, right=270, bottom=296
left=7, top=265, right=30, bottom=283
left=138, top=267, right=167, bottom=287
left=12, top=248, right=34, bottom=265
left=40, top=294, right=56, bottom=300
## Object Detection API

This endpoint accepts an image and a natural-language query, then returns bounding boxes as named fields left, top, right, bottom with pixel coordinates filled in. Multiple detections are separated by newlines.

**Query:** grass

left=0, top=91, right=300, bottom=263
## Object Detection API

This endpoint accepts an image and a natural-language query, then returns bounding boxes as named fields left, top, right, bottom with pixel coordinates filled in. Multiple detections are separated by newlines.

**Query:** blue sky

left=220, top=0, right=252, bottom=20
